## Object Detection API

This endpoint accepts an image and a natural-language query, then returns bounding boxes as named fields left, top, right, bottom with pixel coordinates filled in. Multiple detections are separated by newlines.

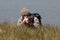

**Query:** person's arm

left=17, top=16, right=28, bottom=26
left=17, top=16, right=22, bottom=26
left=20, top=16, right=28, bottom=24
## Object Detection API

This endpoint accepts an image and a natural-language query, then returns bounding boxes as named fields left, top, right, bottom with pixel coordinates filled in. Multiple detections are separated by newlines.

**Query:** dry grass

left=0, top=22, right=60, bottom=40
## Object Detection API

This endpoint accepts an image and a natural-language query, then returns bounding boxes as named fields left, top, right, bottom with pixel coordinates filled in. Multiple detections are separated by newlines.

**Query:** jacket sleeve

left=17, top=16, right=22, bottom=26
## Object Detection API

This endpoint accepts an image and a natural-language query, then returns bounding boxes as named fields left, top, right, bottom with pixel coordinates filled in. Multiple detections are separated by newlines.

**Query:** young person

left=17, top=8, right=31, bottom=26
left=17, top=8, right=42, bottom=27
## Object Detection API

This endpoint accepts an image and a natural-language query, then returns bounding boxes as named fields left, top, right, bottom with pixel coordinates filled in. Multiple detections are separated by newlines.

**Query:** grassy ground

left=0, top=22, right=60, bottom=40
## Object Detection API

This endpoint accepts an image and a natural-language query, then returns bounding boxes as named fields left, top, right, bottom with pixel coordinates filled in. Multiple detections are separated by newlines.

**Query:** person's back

left=17, top=12, right=33, bottom=26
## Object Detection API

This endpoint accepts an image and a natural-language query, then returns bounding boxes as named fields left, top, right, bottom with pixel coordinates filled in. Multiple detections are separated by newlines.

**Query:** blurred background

left=0, top=0, right=60, bottom=26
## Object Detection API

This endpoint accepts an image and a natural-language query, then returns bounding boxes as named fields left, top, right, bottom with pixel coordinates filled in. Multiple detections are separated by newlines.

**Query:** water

left=0, top=0, right=60, bottom=26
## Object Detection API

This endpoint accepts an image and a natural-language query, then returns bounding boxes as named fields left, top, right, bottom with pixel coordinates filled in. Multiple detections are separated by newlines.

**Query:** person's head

left=20, top=8, right=29, bottom=15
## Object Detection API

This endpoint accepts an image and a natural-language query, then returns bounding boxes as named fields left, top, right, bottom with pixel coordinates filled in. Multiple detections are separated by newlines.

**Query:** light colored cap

left=20, top=8, right=29, bottom=15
